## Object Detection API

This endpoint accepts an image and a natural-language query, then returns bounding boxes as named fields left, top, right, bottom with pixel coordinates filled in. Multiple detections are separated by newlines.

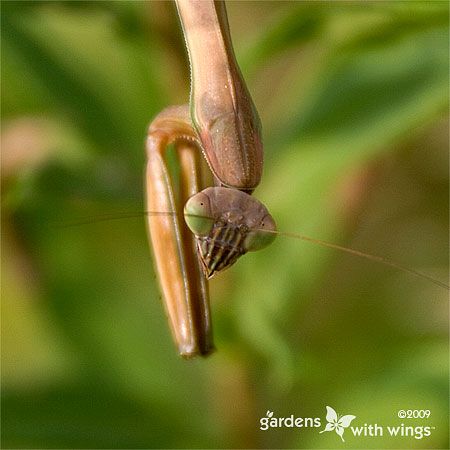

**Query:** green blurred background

left=1, top=1, right=448, bottom=448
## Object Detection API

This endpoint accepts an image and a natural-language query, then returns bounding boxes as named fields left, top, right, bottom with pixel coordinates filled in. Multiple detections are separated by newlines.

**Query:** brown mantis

left=145, top=0, right=448, bottom=358
left=146, top=0, right=275, bottom=358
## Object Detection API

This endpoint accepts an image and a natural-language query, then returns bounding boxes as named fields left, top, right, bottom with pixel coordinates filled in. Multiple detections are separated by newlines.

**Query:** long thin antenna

left=54, top=211, right=177, bottom=228
left=55, top=211, right=215, bottom=228
left=261, top=229, right=449, bottom=290
left=56, top=210, right=449, bottom=290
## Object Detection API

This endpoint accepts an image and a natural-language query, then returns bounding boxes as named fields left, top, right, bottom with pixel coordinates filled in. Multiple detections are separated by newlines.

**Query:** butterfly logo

left=319, top=406, right=356, bottom=442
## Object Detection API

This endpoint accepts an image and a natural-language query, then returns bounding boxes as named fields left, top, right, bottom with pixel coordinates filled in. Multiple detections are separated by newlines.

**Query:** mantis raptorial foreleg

left=145, top=1, right=276, bottom=357
left=146, top=106, right=212, bottom=357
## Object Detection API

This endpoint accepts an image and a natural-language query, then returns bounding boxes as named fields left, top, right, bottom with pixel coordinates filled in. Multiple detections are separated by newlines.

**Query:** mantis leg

left=145, top=105, right=213, bottom=357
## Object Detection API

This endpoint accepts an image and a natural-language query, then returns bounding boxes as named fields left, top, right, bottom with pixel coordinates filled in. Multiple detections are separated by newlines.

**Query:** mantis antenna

left=57, top=210, right=449, bottom=290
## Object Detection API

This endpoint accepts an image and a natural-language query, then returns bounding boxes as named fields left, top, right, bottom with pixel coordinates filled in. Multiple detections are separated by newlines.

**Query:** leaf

left=240, top=4, right=323, bottom=74
left=338, top=414, right=356, bottom=428
left=267, top=410, right=273, bottom=417
left=325, top=405, right=337, bottom=423
left=2, top=6, right=164, bottom=166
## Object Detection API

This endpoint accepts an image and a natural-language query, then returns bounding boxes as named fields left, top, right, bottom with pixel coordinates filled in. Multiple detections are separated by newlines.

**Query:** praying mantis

left=146, top=0, right=275, bottom=357
left=145, top=0, right=448, bottom=358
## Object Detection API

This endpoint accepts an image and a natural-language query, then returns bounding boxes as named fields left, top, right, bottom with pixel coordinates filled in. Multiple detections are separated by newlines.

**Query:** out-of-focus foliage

left=1, top=1, right=448, bottom=448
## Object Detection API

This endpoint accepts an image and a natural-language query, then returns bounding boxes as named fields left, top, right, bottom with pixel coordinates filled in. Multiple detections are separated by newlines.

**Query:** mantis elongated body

left=146, top=0, right=275, bottom=357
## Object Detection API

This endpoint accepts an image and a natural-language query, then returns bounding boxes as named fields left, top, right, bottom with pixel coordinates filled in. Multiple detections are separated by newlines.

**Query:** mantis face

left=184, top=187, right=276, bottom=278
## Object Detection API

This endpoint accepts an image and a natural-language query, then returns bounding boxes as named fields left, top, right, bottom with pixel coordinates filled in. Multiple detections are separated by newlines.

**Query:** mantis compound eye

left=243, top=213, right=277, bottom=252
left=184, top=192, right=214, bottom=236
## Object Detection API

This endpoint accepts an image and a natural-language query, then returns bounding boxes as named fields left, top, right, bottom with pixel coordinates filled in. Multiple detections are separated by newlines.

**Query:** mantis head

left=184, top=187, right=276, bottom=278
